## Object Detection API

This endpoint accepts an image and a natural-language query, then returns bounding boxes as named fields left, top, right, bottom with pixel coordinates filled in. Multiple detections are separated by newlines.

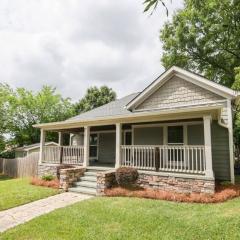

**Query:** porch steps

left=73, top=181, right=97, bottom=188
left=80, top=176, right=97, bottom=182
left=68, top=168, right=102, bottom=196
left=68, top=186, right=96, bottom=195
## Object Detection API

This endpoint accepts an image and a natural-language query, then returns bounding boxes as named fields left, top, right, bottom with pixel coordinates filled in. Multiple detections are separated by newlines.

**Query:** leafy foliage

left=41, top=174, right=55, bottom=181
left=0, top=85, right=75, bottom=148
left=115, top=167, right=139, bottom=187
left=75, top=86, right=116, bottom=114
left=143, top=0, right=169, bottom=15
left=160, top=0, right=240, bottom=88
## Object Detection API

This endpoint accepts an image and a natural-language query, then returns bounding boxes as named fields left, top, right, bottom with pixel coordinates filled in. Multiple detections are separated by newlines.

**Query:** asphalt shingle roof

left=68, top=93, right=139, bottom=121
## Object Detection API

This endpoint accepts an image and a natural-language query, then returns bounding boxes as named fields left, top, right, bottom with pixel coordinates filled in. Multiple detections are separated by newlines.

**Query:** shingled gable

left=126, top=66, right=238, bottom=111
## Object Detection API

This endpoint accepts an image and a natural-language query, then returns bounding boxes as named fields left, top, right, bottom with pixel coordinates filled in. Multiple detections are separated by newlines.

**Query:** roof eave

left=33, top=104, right=223, bottom=131
left=126, top=66, right=238, bottom=110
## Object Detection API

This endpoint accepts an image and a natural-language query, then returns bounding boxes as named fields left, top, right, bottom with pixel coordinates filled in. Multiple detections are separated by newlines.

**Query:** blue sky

left=0, top=0, right=183, bottom=101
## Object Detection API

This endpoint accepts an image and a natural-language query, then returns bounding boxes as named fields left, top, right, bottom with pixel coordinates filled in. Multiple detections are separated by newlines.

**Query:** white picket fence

left=0, top=152, right=39, bottom=178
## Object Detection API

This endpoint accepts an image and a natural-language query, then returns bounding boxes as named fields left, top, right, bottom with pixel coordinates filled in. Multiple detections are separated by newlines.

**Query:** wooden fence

left=0, top=152, right=39, bottom=178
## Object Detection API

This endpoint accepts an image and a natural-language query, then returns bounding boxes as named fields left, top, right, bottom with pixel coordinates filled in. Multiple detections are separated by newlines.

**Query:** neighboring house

left=15, top=142, right=59, bottom=158
left=34, top=66, right=239, bottom=195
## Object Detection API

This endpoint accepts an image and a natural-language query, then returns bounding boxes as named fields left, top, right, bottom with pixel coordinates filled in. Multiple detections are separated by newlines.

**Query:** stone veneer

left=59, top=167, right=86, bottom=191
left=96, top=170, right=117, bottom=196
left=138, top=172, right=215, bottom=194
left=37, top=164, right=61, bottom=178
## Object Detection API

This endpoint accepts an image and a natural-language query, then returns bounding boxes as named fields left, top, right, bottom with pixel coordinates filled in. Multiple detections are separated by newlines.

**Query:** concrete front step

left=74, top=181, right=97, bottom=189
left=68, top=186, right=96, bottom=195
left=81, top=176, right=97, bottom=182
left=84, top=171, right=97, bottom=176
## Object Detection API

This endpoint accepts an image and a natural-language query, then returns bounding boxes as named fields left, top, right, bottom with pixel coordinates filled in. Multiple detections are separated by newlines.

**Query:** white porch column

left=58, top=132, right=63, bottom=146
left=203, top=115, right=214, bottom=178
left=39, top=129, right=46, bottom=164
left=115, top=123, right=122, bottom=168
left=83, top=126, right=90, bottom=167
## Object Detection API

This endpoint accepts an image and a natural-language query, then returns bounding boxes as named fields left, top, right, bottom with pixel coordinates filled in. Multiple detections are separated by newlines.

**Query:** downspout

left=217, top=101, right=235, bottom=184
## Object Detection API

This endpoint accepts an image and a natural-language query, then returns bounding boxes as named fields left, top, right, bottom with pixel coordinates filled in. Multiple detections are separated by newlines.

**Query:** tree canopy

left=0, top=84, right=116, bottom=152
left=0, top=85, right=75, bottom=148
left=75, top=86, right=116, bottom=114
left=160, top=0, right=240, bottom=88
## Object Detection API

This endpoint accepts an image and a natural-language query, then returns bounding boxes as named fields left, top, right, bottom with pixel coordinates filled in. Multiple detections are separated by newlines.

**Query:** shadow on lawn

left=0, top=174, right=12, bottom=181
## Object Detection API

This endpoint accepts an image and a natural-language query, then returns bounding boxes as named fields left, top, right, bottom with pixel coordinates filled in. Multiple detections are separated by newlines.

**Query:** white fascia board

left=126, top=66, right=238, bottom=110
left=34, top=104, right=222, bottom=131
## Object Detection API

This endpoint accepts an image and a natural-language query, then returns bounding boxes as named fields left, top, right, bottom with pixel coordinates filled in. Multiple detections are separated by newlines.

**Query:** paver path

left=0, top=192, right=93, bottom=233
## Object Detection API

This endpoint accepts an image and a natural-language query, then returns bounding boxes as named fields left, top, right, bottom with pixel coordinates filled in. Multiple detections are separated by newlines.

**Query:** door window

left=89, top=134, right=98, bottom=159
left=168, top=126, right=183, bottom=144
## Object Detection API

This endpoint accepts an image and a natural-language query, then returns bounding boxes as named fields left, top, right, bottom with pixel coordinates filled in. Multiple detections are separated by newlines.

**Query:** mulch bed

left=31, top=178, right=60, bottom=189
left=105, top=184, right=240, bottom=203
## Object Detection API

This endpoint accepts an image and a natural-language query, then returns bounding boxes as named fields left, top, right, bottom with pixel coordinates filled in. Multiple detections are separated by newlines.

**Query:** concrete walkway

left=0, top=192, right=93, bottom=233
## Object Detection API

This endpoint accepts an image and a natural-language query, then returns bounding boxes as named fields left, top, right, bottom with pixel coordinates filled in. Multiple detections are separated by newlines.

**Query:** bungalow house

left=34, top=66, right=239, bottom=195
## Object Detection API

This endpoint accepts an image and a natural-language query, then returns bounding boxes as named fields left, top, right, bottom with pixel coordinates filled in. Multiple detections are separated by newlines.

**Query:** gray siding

left=211, top=121, right=230, bottom=180
left=136, top=76, right=223, bottom=111
left=134, top=127, right=163, bottom=145
left=98, top=132, right=116, bottom=163
left=187, top=124, right=204, bottom=145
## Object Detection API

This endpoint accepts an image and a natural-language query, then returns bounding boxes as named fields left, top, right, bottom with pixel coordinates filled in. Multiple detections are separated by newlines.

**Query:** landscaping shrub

left=41, top=174, right=55, bottom=181
left=31, top=178, right=59, bottom=189
left=115, top=167, right=138, bottom=187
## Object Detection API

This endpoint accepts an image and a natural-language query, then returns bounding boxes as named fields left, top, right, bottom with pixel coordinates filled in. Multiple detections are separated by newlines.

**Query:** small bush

left=115, top=167, right=138, bottom=187
left=41, top=174, right=55, bottom=181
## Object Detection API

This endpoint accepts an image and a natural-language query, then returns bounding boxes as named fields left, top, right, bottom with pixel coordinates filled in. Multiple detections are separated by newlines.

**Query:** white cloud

left=0, top=0, right=183, bottom=101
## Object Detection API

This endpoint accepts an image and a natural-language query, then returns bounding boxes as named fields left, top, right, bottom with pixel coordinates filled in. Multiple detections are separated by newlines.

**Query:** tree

left=143, top=0, right=169, bottom=15
left=160, top=0, right=240, bottom=88
left=3, top=85, right=75, bottom=146
left=232, top=68, right=240, bottom=157
left=75, top=86, right=116, bottom=114
left=0, top=84, right=12, bottom=152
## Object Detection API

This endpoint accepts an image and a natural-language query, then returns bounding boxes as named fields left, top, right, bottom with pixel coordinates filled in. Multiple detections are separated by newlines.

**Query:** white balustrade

left=120, top=145, right=206, bottom=174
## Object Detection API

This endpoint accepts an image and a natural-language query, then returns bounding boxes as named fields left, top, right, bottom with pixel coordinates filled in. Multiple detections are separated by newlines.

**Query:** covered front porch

left=39, top=115, right=214, bottom=179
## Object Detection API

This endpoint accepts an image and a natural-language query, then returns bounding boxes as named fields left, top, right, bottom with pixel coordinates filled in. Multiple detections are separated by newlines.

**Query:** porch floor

left=89, top=162, right=115, bottom=169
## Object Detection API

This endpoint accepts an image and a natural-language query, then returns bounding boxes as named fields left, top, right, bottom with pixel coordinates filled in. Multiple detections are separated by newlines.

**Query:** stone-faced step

left=73, top=181, right=97, bottom=189
left=68, top=186, right=96, bottom=195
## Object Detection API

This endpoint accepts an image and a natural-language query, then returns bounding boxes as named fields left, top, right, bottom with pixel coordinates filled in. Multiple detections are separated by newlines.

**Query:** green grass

left=1, top=197, right=240, bottom=240
left=0, top=175, right=59, bottom=211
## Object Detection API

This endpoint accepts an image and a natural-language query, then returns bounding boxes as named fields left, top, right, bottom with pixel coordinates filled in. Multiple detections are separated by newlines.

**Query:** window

left=168, top=126, right=183, bottom=144
left=89, top=134, right=98, bottom=159
left=124, top=131, right=132, bottom=145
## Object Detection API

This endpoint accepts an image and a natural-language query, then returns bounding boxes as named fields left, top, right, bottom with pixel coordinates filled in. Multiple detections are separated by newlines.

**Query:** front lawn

left=0, top=175, right=59, bottom=211
left=1, top=197, right=240, bottom=240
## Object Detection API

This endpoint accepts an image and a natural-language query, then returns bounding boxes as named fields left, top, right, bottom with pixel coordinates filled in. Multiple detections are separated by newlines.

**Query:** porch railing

left=120, top=145, right=206, bottom=174
left=42, top=146, right=84, bottom=165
